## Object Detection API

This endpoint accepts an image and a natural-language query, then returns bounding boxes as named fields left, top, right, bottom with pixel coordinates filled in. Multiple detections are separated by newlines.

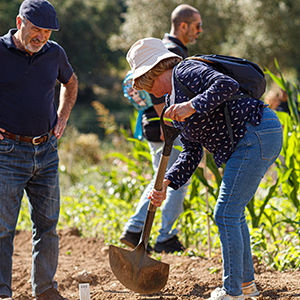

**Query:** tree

left=109, top=0, right=300, bottom=78
left=108, top=0, right=230, bottom=55
left=0, top=0, right=22, bottom=32
left=0, top=0, right=130, bottom=133
left=50, top=0, right=124, bottom=88
left=221, top=0, right=300, bottom=74
left=0, top=0, right=126, bottom=103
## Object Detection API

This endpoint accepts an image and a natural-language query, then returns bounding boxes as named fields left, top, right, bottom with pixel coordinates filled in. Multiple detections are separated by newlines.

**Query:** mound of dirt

left=11, top=228, right=300, bottom=299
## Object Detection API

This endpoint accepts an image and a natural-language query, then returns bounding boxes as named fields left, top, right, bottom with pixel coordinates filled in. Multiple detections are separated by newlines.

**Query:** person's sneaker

left=208, top=288, right=245, bottom=300
left=36, top=288, right=68, bottom=300
left=154, top=235, right=186, bottom=253
left=119, top=230, right=153, bottom=252
left=242, top=282, right=259, bottom=298
left=119, top=230, right=140, bottom=248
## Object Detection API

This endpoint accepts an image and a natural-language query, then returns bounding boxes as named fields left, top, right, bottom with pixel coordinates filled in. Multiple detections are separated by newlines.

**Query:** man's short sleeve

left=56, top=43, right=74, bottom=84
left=150, top=94, right=165, bottom=105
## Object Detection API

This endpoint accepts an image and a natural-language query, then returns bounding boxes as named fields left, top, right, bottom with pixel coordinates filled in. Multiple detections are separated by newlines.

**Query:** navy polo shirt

left=0, top=29, right=74, bottom=136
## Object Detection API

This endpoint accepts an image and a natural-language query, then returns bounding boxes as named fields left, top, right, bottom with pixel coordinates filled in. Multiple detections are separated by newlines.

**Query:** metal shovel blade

left=109, top=242, right=169, bottom=294
left=109, top=107, right=188, bottom=294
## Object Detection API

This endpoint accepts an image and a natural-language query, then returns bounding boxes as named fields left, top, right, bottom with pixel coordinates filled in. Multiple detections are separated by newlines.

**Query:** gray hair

left=18, top=15, right=28, bottom=24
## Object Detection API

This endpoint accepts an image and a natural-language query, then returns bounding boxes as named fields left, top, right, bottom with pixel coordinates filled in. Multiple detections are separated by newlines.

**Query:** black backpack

left=175, top=54, right=266, bottom=100
left=174, top=54, right=266, bottom=151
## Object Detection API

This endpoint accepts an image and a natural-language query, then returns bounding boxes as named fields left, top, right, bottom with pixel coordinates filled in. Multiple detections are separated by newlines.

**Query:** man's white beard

left=26, top=44, right=43, bottom=53
left=25, top=41, right=44, bottom=53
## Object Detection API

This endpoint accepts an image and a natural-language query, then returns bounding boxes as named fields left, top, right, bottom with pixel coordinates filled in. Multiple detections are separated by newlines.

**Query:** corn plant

left=265, top=61, right=300, bottom=213
left=247, top=61, right=300, bottom=268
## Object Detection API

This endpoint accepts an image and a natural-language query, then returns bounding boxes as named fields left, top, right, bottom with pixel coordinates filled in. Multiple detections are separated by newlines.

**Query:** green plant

left=245, top=60, right=300, bottom=269
left=265, top=61, right=300, bottom=214
left=16, top=97, right=300, bottom=270
left=251, top=226, right=300, bottom=271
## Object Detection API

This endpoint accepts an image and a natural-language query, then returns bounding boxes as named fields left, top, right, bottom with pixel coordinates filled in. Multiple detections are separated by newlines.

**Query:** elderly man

left=0, top=0, right=78, bottom=299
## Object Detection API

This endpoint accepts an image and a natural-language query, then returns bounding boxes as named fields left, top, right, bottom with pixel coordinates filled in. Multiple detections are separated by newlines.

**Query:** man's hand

left=55, top=73, right=78, bottom=139
left=54, top=118, right=67, bottom=139
left=0, top=128, right=5, bottom=140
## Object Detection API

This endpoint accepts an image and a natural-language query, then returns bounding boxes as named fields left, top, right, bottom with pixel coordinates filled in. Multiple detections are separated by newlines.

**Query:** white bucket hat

left=126, top=37, right=182, bottom=81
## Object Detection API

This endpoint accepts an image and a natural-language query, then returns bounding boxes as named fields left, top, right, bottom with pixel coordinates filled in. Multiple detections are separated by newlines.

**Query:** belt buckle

left=32, top=133, right=50, bottom=145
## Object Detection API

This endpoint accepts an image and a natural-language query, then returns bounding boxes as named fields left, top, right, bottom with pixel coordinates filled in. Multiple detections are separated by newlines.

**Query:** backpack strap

left=174, top=70, right=196, bottom=98
left=223, top=105, right=234, bottom=152
left=174, top=64, right=251, bottom=101
left=174, top=64, right=251, bottom=152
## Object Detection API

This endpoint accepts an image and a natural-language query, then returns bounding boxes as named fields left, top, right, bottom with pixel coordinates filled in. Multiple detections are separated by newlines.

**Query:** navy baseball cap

left=19, top=0, right=59, bottom=31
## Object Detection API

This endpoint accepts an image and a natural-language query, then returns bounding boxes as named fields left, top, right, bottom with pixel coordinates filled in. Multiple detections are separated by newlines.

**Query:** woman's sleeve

left=177, top=62, right=240, bottom=116
left=165, top=135, right=203, bottom=190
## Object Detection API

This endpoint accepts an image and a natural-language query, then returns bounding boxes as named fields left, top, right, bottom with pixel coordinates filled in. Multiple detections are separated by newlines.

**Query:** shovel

left=109, top=106, right=188, bottom=294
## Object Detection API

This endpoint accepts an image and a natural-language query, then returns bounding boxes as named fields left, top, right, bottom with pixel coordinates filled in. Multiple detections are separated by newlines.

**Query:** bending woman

left=126, top=37, right=283, bottom=300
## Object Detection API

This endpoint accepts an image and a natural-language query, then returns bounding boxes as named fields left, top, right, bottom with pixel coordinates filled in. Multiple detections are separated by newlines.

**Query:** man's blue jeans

left=123, top=137, right=190, bottom=243
left=0, top=134, right=60, bottom=297
left=214, top=107, right=283, bottom=296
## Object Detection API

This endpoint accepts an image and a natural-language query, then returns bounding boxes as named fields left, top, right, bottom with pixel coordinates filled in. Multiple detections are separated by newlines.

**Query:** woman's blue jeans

left=213, top=107, right=283, bottom=296
left=0, top=134, right=60, bottom=297
left=124, top=137, right=190, bottom=243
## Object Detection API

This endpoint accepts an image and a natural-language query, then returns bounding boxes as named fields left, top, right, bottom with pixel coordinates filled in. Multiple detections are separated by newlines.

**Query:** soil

left=12, top=228, right=300, bottom=300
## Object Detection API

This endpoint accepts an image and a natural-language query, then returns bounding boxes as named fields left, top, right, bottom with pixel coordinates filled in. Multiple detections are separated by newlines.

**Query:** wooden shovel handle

left=141, top=154, right=170, bottom=246
left=148, top=154, right=170, bottom=211
left=140, top=107, right=188, bottom=247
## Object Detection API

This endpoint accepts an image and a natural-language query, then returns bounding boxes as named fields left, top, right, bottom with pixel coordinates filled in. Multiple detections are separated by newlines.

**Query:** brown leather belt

left=2, top=129, right=54, bottom=145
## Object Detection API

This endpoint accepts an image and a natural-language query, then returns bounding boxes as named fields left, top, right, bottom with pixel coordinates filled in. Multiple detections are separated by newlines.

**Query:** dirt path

left=11, top=228, right=300, bottom=299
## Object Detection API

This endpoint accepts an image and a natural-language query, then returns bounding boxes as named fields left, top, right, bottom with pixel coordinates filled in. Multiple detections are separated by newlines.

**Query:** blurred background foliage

left=1, top=0, right=300, bottom=136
